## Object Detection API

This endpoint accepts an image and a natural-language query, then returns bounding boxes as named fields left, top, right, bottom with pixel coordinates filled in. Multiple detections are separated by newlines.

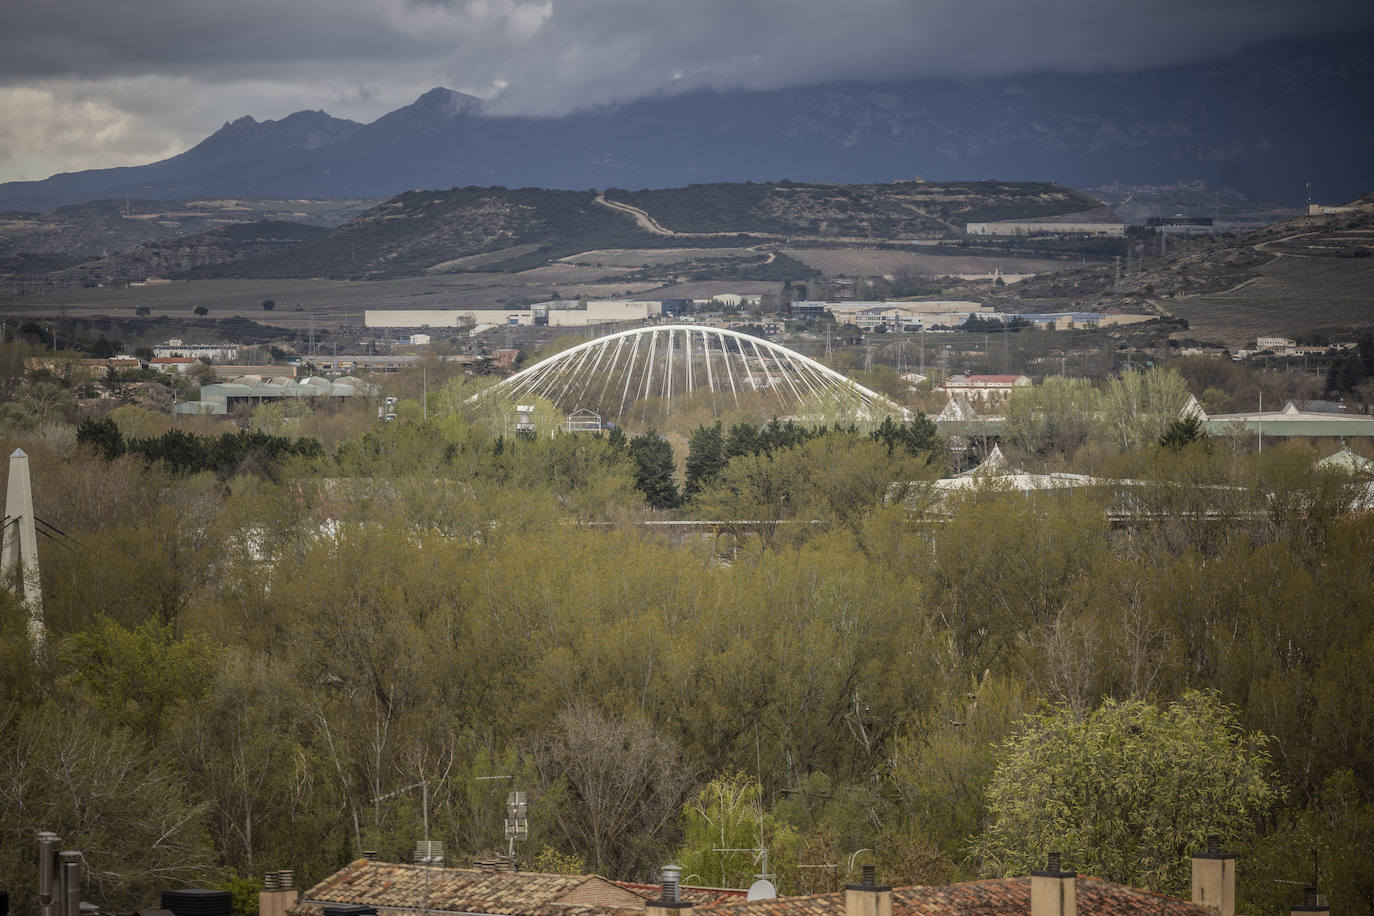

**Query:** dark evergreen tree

left=628, top=431, right=679, bottom=509
left=76, top=416, right=125, bottom=460
left=724, top=421, right=760, bottom=459
left=1159, top=415, right=1207, bottom=451
left=870, top=414, right=942, bottom=457
left=683, top=421, right=725, bottom=500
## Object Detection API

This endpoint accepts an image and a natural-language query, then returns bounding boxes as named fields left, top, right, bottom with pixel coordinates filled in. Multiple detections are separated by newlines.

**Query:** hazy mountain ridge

left=0, top=35, right=1368, bottom=213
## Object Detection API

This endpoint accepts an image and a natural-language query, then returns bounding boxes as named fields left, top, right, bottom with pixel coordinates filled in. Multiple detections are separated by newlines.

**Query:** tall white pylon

left=2, top=448, right=44, bottom=649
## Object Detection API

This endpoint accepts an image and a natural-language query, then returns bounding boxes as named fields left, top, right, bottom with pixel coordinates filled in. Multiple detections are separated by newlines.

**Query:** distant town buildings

left=937, top=374, right=1032, bottom=404
left=176, top=374, right=377, bottom=416
left=795, top=300, right=992, bottom=329
left=366, top=300, right=666, bottom=329
left=153, top=338, right=239, bottom=361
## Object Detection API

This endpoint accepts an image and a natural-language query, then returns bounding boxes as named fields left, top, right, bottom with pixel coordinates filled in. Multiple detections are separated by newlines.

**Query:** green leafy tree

left=628, top=431, right=680, bottom=509
left=1004, top=377, right=1101, bottom=458
left=675, top=773, right=770, bottom=889
left=64, top=618, right=220, bottom=745
left=974, top=692, right=1277, bottom=895
left=1100, top=367, right=1191, bottom=452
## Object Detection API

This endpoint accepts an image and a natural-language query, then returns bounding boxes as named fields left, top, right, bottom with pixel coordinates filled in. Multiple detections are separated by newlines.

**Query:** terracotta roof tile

left=614, top=883, right=748, bottom=907
left=294, top=864, right=1210, bottom=916
left=290, top=860, right=644, bottom=916
left=708, top=877, right=1211, bottom=916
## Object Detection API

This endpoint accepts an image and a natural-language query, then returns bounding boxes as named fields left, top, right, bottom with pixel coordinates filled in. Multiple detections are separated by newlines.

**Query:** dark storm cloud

left=1, top=0, right=1371, bottom=181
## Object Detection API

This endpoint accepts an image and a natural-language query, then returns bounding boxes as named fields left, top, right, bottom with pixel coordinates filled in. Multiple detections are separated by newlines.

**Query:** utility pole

left=920, top=325, right=925, bottom=375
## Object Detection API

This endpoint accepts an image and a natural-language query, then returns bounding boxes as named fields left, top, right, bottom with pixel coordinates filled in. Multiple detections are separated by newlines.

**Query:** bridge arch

left=472, top=324, right=907, bottom=423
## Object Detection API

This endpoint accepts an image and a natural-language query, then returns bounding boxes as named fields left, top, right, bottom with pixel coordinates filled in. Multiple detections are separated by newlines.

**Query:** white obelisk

left=2, top=448, right=44, bottom=648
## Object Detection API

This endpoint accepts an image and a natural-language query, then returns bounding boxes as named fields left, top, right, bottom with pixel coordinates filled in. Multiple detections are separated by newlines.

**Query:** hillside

left=0, top=197, right=375, bottom=259
left=992, top=192, right=1374, bottom=343
left=603, top=181, right=1101, bottom=237
left=189, top=180, right=1106, bottom=281
left=196, top=187, right=663, bottom=280
left=1, top=35, right=1370, bottom=211
left=52, top=221, right=332, bottom=285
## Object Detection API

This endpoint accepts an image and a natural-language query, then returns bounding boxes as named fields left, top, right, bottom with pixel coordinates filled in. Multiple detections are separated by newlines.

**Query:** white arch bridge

left=473, top=325, right=907, bottom=423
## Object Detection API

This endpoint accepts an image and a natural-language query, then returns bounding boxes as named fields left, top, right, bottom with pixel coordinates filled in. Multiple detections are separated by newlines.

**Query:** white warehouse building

left=366, top=300, right=662, bottom=330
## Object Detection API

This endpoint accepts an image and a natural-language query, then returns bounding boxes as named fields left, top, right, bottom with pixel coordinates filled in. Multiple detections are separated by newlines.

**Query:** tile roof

left=707, top=876, right=1210, bottom=916
left=294, top=863, right=1209, bottom=916
left=290, top=860, right=645, bottom=916
left=614, top=883, right=748, bottom=907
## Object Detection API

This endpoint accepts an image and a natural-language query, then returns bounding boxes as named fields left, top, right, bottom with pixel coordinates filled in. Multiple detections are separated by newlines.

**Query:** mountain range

left=2, top=35, right=1371, bottom=213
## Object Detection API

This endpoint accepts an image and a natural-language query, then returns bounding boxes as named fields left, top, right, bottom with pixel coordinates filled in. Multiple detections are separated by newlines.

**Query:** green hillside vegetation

left=1, top=359, right=1373, bottom=916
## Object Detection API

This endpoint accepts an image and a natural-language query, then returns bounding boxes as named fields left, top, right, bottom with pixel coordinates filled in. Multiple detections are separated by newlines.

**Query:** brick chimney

left=1190, top=837, right=1235, bottom=916
left=1291, top=885, right=1330, bottom=916
left=1031, top=853, right=1075, bottom=916
left=258, top=870, right=298, bottom=916
left=646, top=865, right=693, bottom=916
left=845, top=865, right=892, bottom=916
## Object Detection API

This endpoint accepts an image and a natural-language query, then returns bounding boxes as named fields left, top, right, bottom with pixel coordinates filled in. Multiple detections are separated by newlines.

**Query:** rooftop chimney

left=37, top=832, right=60, bottom=914
left=1191, top=837, right=1235, bottom=916
left=259, top=871, right=298, bottom=916
left=1291, top=885, right=1330, bottom=916
left=844, top=863, right=892, bottom=916
left=1031, top=853, right=1075, bottom=916
left=414, top=841, right=445, bottom=867
left=646, top=865, right=692, bottom=916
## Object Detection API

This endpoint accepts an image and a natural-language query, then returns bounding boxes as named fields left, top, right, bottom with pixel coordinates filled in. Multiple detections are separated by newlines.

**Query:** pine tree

left=683, top=421, right=725, bottom=500
left=628, top=431, right=680, bottom=509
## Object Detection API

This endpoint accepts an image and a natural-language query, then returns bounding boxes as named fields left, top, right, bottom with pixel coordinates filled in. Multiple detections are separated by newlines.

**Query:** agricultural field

left=781, top=247, right=1069, bottom=277
left=0, top=269, right=668, bottom=331
left=1163, top=255, right=1374, bottom=345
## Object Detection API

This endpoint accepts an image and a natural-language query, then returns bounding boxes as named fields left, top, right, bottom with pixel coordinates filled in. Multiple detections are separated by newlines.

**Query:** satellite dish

left=746, top=880, right=777, bottom=901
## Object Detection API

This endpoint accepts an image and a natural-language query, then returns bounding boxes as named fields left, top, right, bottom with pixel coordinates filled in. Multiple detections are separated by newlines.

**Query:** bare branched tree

left=532, top=705, right=693, bottom=878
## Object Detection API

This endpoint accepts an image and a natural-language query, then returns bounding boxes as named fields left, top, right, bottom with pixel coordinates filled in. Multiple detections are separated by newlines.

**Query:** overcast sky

left=1, top=0, right=1370, bottom=183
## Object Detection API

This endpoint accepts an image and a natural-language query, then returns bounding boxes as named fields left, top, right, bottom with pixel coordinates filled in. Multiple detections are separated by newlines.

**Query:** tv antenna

left=475, top=775, right=528, bottom=865
left=712, top=846, right=776, bottom=900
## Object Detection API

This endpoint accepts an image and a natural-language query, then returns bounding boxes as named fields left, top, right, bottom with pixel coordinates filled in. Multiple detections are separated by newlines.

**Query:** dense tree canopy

left=974, top=692, right=1277, bottom=894
left=0, top=369, right=1372, bottom=916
